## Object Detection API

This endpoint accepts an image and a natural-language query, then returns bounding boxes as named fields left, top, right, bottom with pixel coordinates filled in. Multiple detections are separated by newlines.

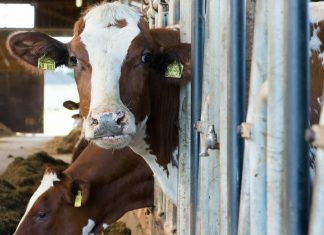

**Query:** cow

left=63, top=100, right=89, bottom=161
left=14, top=144, right=153, bottom=235
left=6, top=2, right=190, bottom=204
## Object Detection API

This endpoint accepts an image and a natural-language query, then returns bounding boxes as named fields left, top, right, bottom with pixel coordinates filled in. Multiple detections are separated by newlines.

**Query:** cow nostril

left=116, top=112, right=126, bottom=126
left=91, top=117, right=99, bottom=126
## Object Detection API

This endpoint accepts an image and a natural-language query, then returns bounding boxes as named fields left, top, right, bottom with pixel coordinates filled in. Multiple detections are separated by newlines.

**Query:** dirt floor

left=0, top=133, right=146, bottom=235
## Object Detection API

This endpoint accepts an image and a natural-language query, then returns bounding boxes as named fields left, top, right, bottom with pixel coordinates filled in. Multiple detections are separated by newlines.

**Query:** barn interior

left=0, top=1, right=150, bottom=234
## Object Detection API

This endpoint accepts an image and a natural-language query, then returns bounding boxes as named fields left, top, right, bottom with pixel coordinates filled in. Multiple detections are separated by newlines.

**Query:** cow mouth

left=91, top=134, right=133, bottom=149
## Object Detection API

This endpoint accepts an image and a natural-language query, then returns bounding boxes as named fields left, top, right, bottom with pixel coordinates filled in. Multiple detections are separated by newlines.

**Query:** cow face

left=7, top=2, right=190, bottom=150
left=14, top=169, right=94, bottom=235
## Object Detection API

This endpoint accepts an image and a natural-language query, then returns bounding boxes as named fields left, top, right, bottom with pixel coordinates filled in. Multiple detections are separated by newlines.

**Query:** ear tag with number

left=165, top=62, right=184, bottom=79
left=74, top=190, right=82, bottom=207
left=38, top=55, right=56, bottom=71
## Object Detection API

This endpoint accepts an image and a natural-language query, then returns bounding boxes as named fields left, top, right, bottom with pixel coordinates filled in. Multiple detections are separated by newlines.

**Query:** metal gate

left=124, top=0, right=320, bottom=234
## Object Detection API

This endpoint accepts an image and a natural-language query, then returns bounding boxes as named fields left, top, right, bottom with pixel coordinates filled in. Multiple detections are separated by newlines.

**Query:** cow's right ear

left=63, top=100, right=80, bottom=111
left=6, top=32, right=69, bottom=74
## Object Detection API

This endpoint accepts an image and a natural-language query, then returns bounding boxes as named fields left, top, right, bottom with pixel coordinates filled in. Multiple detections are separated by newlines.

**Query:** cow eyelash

left=69, top=56, right=78, bottom=67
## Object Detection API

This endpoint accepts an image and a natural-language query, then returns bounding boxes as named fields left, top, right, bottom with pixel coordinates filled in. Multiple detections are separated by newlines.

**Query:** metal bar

left=284, top=0, right=310, bottom=234
left=168, top=0, right=176, bottom=25
left=177, top=0, right=192, bottom=234
left=219, top=0, right=231, bottom=233
left=309, top=94, right=324, bottom=234
left=238, top=0, right=268, bottom=233
left=249, top=81, right=268, bottom=235
left=266, top=0, right=285, bottom=234
left=191, top=0, right=204, bottom=234
left=228, top=0, right=245, bottom=233
left=205, top=0, right=221, bottom=234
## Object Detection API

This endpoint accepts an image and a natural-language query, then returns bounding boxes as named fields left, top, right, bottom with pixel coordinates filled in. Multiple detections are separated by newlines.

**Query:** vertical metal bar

left=219, top=0, right=230, bottom=233
left=249, top=81, right=268, bottom=235
left=168, top=0, right=176, bottom=25
left=229, top=0, right=245, bottom=234
left=191, top=0, right=204, bottom=234
left=284, top=0, right=310, bottom=234
left=238, top=0, right=267, bottom=234
left=204, top=0, right=221, bottom=234
left=177, top=1, right=192, bottom=235
left=238, top=1, right=255, bottom=232
left=267, top=0, right=285, bottom=234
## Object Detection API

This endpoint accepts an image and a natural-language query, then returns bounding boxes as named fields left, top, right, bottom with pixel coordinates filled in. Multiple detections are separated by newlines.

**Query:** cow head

left=14, top=168, right=92, bottom=235
left=7, top=2, right=190, bottom=151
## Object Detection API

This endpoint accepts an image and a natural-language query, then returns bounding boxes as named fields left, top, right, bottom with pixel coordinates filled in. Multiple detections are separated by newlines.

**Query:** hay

left=104, top=222, right=131, bottom=235
left=45, top=128, right=81, bottom=154
left=0, top=122, right=13, bottom=137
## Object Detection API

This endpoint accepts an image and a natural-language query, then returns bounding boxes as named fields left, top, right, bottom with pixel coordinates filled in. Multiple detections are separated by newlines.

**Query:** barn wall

left=0, top=30, right=45, bottom=133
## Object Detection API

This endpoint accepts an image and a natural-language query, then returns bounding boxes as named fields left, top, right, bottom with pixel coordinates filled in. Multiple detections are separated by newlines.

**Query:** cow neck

left=144, top=78, right=180, bottom=170
left=64, top=146, right=153, bottom=227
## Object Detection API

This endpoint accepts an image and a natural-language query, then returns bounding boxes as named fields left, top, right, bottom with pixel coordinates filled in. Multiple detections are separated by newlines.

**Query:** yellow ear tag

left=74, top=190, right=82, bottom=207
left=38, top=55, right=56, bottom=71
left=165, top=62, right=184, bottom=79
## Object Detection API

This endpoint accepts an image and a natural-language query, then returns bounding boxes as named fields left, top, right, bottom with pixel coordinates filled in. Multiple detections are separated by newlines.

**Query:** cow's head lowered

left=14, top=145, right=153, bottom=235
left=7, top=2, right=190, bottom=154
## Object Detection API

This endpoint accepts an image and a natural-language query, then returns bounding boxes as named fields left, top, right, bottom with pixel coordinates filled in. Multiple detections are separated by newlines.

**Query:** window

left=0, top=4, right=35, bottom=28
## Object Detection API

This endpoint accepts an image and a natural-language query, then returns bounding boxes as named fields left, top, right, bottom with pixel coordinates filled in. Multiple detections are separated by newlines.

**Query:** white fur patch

left=81, top=2, right=142, bottom=140
left=310, top=26, right=321, bottom=54
left=81, top=2, right=140, bottom=117
left=310, top=2, right=324, bottom=23
left=102, top=223, right=109, bottom=230
left=82, top=219, right=95, bottom=235
left=15, top=172, right=60, bottom=233
left=130, top=117, right=178, bottom=205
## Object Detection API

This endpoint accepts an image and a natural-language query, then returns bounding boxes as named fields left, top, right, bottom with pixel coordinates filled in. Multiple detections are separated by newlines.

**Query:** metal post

left=238, top=0, right=267, bottom=233
left=191, top=0, right=204, bottom=234
left=177, top=1, right=192, bottom=235
left=267, top=0, right=285, bottom=234
left=219, top=0, right=230, bottom=233
left=229, top=0, right=245, bottom=234
left=284, top=0, right=310, bottom=234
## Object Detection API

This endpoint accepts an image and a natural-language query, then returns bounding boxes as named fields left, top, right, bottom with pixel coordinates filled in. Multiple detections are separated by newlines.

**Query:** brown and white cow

left=63, top=100, right=89, bottom=161
left=14, top=144, right=153, bottom=235
left=7, top=2, right=190, bottom=204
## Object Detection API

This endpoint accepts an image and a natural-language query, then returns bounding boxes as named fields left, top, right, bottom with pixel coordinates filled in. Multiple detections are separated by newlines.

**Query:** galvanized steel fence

left=124, top=0, right=319, bottom=234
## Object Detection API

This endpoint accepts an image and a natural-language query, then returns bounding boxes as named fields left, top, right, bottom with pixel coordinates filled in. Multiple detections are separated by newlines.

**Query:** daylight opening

left=0, top=4, right=35, bottom=28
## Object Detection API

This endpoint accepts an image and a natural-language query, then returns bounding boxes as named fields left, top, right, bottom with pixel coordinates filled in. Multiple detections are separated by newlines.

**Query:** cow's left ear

left=6, top=31, right=69, bottom=74
left=153, top=43, right=191, bottom=85
left=62, top=175, right=91, bottom=207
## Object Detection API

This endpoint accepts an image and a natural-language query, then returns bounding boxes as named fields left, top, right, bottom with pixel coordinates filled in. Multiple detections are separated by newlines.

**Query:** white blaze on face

left=15, top=172, right=60, bottom=233
left=80, top=2, right=141, bottom=112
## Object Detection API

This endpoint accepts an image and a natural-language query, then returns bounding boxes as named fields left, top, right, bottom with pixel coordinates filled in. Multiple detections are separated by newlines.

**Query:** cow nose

left=89, top=111, right=127, bottom=137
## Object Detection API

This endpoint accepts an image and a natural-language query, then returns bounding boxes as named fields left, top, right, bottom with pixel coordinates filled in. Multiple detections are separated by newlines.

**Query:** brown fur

left=15, top=145, right=153, bottom=235
left=310, top=21, right=324, bottom=125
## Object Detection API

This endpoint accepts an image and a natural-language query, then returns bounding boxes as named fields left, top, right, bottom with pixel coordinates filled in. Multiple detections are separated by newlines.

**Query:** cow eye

left=35, top=210, right=47, bottom=221
left=141, top=50, right=152, bottom=64
left=70, top=56, right=78, bottom=67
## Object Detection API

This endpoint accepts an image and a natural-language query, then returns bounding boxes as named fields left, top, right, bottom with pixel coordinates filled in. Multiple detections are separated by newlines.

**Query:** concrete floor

left=0, top=134, right=70, bottom=174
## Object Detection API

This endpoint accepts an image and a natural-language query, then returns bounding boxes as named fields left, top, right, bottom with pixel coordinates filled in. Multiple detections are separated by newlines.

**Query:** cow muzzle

left=84, top=105, right=136, bottom=149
